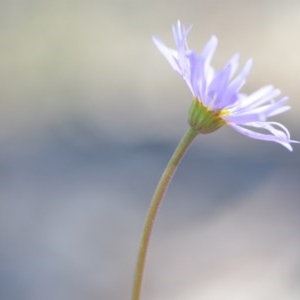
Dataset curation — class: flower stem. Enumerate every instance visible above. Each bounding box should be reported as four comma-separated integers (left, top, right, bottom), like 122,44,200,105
131,127,199,300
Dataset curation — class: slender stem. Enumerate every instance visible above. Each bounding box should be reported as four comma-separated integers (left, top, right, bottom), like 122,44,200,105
132,127,199,300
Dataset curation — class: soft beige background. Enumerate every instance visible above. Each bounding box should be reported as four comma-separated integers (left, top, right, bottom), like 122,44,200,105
0,1,299,300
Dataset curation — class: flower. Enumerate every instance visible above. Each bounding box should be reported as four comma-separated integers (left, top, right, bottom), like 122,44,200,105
152,20,298,151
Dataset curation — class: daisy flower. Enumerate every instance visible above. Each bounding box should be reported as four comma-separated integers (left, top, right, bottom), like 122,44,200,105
153,20,297,151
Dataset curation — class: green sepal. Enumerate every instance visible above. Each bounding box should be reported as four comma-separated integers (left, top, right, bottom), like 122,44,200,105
188,98,227,134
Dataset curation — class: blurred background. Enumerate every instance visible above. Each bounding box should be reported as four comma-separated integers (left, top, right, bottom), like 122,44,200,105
0,0,300,299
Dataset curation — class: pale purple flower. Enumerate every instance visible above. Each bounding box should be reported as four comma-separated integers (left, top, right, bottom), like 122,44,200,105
153,20,298,151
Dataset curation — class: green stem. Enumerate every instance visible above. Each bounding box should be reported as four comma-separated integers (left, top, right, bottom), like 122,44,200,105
132,127,199,300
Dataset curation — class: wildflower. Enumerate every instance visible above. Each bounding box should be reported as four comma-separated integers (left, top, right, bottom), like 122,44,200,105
152,21,297,151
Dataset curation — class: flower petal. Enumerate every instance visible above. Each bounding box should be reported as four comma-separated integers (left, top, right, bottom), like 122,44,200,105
208,53,240,109
246,121,291,139
224,113,265,124
172,20,192,48
222,59,253,107
261,97,289,117
201,35,218,66
152,36,182,73
237,85,280,111
229,59,253,91
230,123,296,151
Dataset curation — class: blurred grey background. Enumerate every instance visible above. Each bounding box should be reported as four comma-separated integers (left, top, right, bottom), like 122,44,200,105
0,1,300,299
